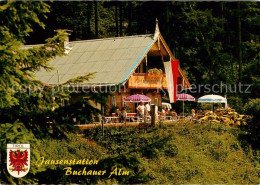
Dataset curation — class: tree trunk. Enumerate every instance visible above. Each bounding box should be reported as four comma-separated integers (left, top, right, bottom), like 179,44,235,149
221,2,224,30
166,3,170,35
86,3,92,39
115,3,119,36
94,1,98,38
128,2,132,35
237,2,242,83
119,2,123,36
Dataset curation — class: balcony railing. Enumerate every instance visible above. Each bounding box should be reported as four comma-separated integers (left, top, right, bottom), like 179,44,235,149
128,73,167,89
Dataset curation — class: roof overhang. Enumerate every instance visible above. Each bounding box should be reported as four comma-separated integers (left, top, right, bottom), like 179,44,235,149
120,33,191,90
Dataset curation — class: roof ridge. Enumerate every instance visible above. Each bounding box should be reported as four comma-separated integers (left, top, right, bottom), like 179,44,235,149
24,34,153,47
70,34,153,43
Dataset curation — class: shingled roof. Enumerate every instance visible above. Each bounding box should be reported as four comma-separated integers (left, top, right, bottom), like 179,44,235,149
33,34,155,85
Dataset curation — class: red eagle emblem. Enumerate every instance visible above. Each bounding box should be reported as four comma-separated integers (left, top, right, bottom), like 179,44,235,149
9,149,29,175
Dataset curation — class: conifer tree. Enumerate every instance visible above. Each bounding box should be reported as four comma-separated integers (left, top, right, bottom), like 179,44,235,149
0,2,108,184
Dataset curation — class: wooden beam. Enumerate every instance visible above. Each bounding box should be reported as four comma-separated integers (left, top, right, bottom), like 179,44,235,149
158,34,191,89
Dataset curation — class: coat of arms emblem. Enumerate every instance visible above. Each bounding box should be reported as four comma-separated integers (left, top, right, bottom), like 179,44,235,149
7,144,30,178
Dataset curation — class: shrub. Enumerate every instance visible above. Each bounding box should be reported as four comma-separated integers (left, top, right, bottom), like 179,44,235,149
29,122,260,184
244,98,260,117
228,96,244,113
242,98,260,149
164,143,178,157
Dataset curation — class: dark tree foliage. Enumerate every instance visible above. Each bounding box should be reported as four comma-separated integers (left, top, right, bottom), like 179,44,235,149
0,1,108,184
1,1,259,184
26,2,259,102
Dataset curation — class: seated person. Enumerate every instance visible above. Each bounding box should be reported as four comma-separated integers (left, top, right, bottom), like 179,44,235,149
115,109,121,117
196,110,203,119
171,110,178,118
191,109,196,118
121,108,127,123
166,108,171,116
115,109,121,122
161,107,167,116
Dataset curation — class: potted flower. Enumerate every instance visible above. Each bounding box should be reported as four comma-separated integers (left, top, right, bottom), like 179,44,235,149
147,68,163,79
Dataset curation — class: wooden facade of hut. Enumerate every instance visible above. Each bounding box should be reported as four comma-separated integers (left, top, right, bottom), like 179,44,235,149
33,21,191,114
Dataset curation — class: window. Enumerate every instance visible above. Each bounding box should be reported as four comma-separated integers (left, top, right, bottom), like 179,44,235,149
135,66,140,73
111,96,116,107
122,96,127,107
154,98,159,106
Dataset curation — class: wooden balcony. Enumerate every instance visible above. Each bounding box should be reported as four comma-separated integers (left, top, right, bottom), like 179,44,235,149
128,73,167,89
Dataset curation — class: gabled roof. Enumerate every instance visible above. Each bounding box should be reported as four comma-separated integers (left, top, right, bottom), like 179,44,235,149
157,33,191,88
34,34,154,85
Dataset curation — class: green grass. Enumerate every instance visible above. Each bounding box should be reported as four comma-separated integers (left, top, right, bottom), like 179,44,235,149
34,121,260,184
140,122,260,184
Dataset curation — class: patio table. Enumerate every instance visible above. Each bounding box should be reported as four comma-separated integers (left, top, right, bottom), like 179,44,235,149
105,116,119,123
